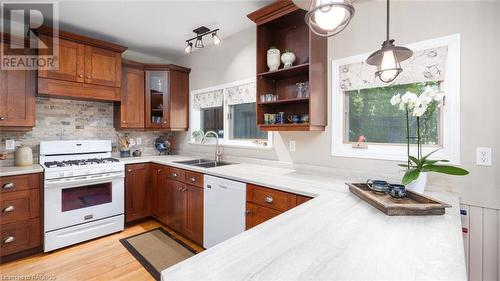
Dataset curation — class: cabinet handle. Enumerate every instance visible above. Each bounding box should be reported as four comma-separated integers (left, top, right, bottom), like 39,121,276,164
177,187,182,191
0,116,5,120
3,236,15,244
189,177,196,182
2,182,14,190
127,169,132,172
172,172,177,178
264,196,274,203
157,169,161,173
245,210,250,215
163,121,167,124
3,206,15,213
86,75,92,79
78,74,84,78
122,120,127,123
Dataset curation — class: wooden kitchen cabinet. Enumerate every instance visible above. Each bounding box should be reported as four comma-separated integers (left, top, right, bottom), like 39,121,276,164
125,164,150,223
0,173,42,259
114,61,145,129
183,184,203,245
0,41,36,130
36,28,127,102
167,179,185,233
246,202,281,230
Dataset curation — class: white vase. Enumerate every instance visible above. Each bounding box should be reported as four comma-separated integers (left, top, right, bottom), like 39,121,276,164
281,52,296,68
406,172,428,194
14,145,33,167
267,48,281,71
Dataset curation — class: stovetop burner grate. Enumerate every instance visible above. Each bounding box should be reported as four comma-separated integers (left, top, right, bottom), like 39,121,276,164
44,158,120,168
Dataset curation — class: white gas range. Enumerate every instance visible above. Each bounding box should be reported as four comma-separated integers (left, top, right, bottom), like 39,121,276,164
40,140,125,252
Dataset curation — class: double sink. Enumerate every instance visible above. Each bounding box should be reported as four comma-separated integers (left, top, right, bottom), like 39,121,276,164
173,159,235,168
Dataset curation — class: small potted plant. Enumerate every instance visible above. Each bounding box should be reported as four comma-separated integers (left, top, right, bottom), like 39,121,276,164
390,86,469,193
281,49,296,69
192,130,204,143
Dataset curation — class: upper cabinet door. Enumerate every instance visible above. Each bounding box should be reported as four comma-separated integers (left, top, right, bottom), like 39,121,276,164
168,70,189,130
38,36,85,83
0,44,36,128
145,71,170,129
84,46,121,87
118,66,145,128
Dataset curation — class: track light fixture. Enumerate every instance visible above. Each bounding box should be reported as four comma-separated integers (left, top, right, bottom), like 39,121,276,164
184,26,221,54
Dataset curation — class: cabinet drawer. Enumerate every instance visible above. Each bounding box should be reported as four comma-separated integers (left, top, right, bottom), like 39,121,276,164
246,202,281,230
0,190,39,224
1,218,41,256
0,173,40,194
247,184,296,212
166,167,185,182
184,171,203,188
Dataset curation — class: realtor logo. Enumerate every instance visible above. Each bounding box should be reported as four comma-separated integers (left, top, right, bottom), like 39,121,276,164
1,1,59,70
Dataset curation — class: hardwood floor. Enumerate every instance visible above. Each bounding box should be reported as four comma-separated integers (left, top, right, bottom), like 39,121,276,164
0,220,204,281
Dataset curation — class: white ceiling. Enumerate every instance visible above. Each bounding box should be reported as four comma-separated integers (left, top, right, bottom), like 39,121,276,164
53,0,271,60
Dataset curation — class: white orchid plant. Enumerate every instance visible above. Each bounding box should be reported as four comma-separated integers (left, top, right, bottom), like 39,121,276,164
390,86,468,185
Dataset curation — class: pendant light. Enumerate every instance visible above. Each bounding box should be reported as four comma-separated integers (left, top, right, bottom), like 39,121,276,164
366,0,412,83
195,36,204,48
184,26,221,53
184,42,193,54
304,0,355,37
212,31,221,45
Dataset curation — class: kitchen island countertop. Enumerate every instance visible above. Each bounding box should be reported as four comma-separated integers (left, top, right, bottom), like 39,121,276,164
118,155,466,281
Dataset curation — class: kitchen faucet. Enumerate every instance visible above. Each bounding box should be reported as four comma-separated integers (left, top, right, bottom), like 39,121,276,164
201,131,222,163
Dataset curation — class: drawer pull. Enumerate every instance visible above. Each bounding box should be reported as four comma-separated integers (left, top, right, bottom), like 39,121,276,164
189,177,196,182
178,187,182,191
3,206,15,212
264,196,274,203
2,182,14,190
245,210,250,215
0,116,5,120
172,172,177,178
127,169,132,172
3,236,15,244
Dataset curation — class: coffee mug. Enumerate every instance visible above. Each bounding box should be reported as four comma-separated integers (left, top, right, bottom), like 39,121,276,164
264,114,271,124
300,113,309,123
386,184,407,198
287,115,300,123
366,179,389,193
269,114,277,124
277,112,285,124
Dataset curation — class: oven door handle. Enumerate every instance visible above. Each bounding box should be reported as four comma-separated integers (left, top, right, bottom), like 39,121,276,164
45,172,124,189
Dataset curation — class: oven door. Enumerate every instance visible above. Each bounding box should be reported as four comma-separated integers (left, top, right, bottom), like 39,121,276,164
44,171,124,232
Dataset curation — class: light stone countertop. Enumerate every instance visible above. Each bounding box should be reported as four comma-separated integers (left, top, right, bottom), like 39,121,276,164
118,155,466,281
0,164,44,177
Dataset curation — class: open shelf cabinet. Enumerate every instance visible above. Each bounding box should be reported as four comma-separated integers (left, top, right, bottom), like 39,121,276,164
248,0,327,132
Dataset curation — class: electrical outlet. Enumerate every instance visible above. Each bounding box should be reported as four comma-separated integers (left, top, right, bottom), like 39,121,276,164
476,147,492,166
5,140,15,151
136,138,142,145
289,140,296,152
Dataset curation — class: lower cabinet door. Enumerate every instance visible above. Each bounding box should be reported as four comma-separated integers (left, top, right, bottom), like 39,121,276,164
166,179,184,233
125,164,150,223
183,185,203,245
246,202,282,230
1,218,40,256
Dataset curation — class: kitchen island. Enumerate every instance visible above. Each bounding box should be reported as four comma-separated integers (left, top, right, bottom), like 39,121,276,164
120,155,466,281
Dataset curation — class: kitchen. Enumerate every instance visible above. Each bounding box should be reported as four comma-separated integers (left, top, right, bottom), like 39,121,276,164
0,0,499,280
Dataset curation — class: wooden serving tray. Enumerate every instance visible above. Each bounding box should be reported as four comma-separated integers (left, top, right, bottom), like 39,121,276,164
346,183,451,216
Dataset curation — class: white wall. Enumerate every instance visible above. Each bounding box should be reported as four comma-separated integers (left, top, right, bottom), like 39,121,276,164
175,0,500,209
122,49,172,64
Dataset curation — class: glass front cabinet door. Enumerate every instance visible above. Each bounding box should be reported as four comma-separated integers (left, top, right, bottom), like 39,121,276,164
145,71,169,129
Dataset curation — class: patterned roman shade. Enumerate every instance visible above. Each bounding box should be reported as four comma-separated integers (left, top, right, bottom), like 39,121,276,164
225,82,256,105
193,89,224,109
339,46,448,91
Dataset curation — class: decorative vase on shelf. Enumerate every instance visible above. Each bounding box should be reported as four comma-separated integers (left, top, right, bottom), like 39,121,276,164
267,47,280,71
281,50,296,68
406,172,427,194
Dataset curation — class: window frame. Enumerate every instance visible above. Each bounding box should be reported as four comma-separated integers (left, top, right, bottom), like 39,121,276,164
189,78,273,149
331,34,461,164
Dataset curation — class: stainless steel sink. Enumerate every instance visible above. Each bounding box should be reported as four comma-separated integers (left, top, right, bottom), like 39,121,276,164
173,159,236,168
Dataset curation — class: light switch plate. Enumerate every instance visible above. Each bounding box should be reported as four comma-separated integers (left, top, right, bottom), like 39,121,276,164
136,138,142,145
476,147,492,166
289,140,296,152
5,140,15,151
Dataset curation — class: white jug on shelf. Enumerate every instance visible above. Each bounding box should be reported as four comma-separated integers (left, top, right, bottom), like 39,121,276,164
15,145,33,167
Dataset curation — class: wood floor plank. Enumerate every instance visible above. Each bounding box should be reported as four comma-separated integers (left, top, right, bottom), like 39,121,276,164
0,220,204,281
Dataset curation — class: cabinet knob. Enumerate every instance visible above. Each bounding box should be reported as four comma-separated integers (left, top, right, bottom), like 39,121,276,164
177,187,182,191
127,169,132,172
3,236,15,244
86,75,92,79
78,74,84,78
2,182,14,190
0,116,5,120
245,210,250,215
122,120,127,123
3,206,15,213
163,121,167,124
157,169,161,173
264,196,274,203
172,172,177,178
189,177,196,182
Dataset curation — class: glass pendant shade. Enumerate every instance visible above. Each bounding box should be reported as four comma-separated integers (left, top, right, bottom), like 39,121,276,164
195,37,204,48
367,40,412,83
184,42,193,54
212,32,221,45
305,0,355,37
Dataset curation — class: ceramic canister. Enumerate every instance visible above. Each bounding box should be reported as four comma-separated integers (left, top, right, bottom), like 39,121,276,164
15,145,33,166
267,47,281,71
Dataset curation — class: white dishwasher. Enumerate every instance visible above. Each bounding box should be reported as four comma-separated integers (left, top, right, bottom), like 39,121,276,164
204,175,246,249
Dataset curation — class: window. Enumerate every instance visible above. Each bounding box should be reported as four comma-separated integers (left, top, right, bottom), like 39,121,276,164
190,79,272,148
332,34,461,164
345,82,441,145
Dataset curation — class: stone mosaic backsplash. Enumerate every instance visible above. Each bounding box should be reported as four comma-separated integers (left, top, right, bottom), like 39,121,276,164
0,97,173,163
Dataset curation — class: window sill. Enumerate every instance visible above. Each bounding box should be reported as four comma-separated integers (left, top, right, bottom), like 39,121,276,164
188,141,273,150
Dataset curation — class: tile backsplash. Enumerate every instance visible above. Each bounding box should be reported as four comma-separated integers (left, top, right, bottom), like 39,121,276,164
0,97,173,163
